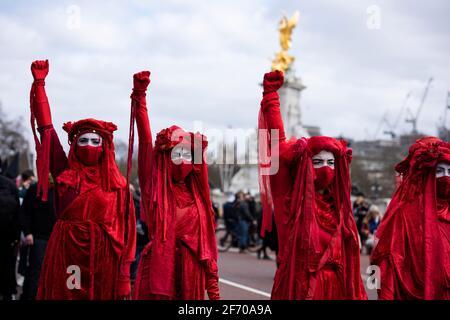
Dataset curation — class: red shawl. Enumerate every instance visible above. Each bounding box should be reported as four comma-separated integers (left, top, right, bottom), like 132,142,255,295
371,136,450,299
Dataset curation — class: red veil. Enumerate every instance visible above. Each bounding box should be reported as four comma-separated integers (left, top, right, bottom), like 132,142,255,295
133,125,218,299
60,119,127,193
371,137,450,299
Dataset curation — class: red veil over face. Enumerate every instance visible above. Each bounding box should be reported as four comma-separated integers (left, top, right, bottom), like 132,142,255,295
371,137,450,299
134,125,218,298
60,118,126,192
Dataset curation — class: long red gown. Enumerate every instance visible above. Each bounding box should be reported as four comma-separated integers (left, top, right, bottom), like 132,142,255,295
29,60,136,300
371,137,450,299
258,71,367,300
130,72,220,300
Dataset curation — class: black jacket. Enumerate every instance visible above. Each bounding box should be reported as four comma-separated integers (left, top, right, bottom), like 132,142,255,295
20,183,56,240
235,200,253,222
0,175,20,243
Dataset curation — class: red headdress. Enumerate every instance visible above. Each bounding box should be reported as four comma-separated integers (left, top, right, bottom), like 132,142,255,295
371,136,450,299
55,118,126,193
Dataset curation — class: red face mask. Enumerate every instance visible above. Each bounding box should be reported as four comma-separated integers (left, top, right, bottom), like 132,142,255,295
314,166,335,191
436,176,450,200
172,161,193,182
76,145,103,166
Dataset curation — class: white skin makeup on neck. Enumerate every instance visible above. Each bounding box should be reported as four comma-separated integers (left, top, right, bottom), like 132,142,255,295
436,162,450,178
312,150,335,169
77,132,102,147
171,145,192,164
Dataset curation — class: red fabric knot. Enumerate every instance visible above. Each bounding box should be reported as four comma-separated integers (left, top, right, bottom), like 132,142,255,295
33,79,45,86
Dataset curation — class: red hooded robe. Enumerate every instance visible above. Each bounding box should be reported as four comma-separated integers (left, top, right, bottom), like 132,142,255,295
371,137,450,299
29,60,136,300
258,70,367,300
129,72,220,300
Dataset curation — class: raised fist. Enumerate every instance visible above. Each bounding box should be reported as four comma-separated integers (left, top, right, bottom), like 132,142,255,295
263,70,284,93
31,60,49,81
133,71,151,91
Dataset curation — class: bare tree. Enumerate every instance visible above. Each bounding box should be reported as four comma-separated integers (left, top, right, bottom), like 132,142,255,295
0,101,30,161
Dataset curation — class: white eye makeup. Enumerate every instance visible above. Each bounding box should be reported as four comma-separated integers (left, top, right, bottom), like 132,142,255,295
436,162,450,178
171,146,192,164
312,150,335,169
77,132,102,147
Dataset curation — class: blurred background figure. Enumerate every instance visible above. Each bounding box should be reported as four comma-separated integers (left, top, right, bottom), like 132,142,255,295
353,192,371,251
257,211,278,262
17,169,36,283
361,205,381,255
234,191,256,253
19,174,56,300
0,174,20,300
244,192,260,248
220,192,239,248
18,170,35,205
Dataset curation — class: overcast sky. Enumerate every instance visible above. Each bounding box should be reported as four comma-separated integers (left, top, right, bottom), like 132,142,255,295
0,0,449,147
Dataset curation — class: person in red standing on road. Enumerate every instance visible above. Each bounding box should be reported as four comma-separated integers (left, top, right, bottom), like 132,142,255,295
371,137,450,299
130,71,220,300
29,60,136,299
258,70,367,300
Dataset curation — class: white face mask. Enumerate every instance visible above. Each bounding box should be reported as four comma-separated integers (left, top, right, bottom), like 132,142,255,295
436,162,450,178
171,145,192,164
77,132,102,147
312,150,335,169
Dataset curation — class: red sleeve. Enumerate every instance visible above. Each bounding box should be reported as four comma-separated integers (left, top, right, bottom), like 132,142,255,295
133,92,153,224
117,190,137,299
31,80,68,200
261,91,286,144
204,259,220,300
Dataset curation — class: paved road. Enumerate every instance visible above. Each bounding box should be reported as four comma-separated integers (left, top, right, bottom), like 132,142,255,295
218,250,378,300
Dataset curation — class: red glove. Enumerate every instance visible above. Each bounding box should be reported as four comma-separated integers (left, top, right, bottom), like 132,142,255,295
31,60,49,82
133,71,151,94
30,59,52,128
263,70,284,94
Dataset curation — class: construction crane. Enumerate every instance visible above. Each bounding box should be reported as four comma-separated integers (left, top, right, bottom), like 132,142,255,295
383,92,411,139
405,77,433,134
441,90,450,127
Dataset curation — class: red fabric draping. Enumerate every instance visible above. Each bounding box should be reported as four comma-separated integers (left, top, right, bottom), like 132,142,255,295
30,60,136,300
371,136,450,299
130,72,219,300
258,70,366,300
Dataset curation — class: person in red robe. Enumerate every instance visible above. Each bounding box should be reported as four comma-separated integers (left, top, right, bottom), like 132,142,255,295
258,70,367,300
130,71,220,300
29,60,136,300
371,137,450,299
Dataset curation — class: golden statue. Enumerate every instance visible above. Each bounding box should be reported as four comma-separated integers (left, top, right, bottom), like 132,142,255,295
272,11,300,73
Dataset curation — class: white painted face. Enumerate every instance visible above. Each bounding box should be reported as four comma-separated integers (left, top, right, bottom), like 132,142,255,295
77,132,102,147
436,162,450,178
312,150,335,169
171,145,192,164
